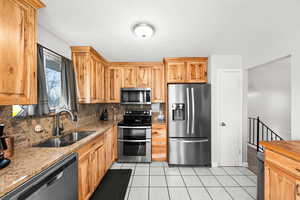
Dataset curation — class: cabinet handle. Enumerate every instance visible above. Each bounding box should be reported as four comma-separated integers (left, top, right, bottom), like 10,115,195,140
296,184,300,196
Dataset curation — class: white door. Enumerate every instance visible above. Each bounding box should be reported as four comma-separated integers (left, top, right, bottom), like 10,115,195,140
218,69,242,166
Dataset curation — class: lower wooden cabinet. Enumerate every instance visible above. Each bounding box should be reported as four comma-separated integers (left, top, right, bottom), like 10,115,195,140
78,152,93,200
152,124,167,161
264,149,300,200
77,126,117,200
105,128,113,170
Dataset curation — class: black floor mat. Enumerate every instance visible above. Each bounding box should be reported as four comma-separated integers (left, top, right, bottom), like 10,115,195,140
90,169,132,200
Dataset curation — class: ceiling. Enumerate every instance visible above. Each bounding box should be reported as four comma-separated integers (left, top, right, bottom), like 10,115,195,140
38,0,299,67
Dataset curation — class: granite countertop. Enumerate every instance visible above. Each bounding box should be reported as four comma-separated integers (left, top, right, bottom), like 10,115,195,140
260,140,300,162
0,121,116,197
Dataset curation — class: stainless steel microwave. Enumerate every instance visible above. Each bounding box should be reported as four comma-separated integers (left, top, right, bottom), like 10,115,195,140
120,88,151,104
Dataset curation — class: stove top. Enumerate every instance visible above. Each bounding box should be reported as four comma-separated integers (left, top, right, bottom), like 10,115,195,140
118,109,152,127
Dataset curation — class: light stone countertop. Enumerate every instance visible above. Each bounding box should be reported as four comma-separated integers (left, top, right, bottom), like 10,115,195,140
0,121,116,197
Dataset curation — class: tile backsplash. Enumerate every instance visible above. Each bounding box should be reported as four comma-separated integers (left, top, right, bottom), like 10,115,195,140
0,103,165,149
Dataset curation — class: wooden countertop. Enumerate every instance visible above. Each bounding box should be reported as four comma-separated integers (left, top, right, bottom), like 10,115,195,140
260,140,300,162
0,121,116,197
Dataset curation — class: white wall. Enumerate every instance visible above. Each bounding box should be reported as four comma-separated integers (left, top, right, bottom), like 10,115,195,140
37,25,72,59
209,55,247,166
248,57,291,140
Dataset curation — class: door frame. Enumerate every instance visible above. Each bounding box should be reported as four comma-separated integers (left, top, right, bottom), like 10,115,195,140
216,69,243,166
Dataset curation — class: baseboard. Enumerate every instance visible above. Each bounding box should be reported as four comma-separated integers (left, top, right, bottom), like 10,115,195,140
211,162,219,167
241,162,249,167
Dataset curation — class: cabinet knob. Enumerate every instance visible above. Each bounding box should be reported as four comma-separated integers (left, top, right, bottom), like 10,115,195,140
296,184,300,196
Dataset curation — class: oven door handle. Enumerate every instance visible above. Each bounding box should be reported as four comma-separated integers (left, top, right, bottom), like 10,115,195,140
118,139,151,143
118,126,152,129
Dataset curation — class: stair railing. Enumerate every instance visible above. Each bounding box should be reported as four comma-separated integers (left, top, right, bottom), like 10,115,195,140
248,117,284,152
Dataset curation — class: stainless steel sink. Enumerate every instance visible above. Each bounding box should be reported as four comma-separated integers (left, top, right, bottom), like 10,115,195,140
34,131,95,147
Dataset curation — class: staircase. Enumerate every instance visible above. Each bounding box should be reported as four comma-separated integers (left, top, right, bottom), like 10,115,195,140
247,117,284,173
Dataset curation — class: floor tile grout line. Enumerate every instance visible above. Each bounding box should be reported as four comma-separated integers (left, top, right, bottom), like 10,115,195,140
193,168,213,200
163,165,172,200
129,164,136,200
178,167,192,200
199,167,241,200
224,167,256,200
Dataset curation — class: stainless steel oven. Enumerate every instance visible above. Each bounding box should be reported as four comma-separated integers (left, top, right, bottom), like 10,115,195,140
120,88,151,105
118,126,152,163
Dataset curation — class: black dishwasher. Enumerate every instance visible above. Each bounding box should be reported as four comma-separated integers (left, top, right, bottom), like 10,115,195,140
1,153,78,200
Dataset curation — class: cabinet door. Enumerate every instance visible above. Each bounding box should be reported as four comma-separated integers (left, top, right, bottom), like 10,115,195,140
187,61,207,83
95,61,105,102
106,67,122,102
105,129,113,170
78,153,92,200
152,65,165,102
265,164,297,200
152,124,167,161
112,126,118,161
97,145,106,182
137,66,152,88
122,67,137,88
0,0,37,105
73,53,92,103
89,150,98,191
90,58,97,102
166,62,186,83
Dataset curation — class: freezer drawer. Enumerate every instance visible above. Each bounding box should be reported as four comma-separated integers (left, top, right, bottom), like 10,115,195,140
168,138,211,166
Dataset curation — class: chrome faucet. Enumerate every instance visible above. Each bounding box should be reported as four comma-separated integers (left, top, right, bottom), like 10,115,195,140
53,108,77,137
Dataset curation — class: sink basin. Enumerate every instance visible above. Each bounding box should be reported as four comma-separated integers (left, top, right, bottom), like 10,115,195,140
34,131,95,147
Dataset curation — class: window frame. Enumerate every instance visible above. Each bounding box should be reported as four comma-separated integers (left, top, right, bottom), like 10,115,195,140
43,48,63,113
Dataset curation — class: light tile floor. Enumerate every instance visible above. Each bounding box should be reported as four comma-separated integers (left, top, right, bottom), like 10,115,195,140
110,162,257,200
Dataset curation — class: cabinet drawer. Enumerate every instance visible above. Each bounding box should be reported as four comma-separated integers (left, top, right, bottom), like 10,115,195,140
265,149,300,178
77,134,104,158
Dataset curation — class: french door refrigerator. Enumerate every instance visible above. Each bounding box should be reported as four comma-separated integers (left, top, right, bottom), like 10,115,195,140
168,84,211,166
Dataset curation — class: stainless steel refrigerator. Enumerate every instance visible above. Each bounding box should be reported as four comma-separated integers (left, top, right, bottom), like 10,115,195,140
168,84,211,166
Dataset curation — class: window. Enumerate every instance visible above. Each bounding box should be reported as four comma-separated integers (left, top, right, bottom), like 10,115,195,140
44,49,62,111
12,48,64,117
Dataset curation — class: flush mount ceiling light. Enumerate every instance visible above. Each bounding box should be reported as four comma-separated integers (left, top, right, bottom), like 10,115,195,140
133,23,155,39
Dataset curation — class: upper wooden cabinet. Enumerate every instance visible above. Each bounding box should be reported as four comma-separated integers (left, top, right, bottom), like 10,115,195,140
108,62,165,103
105,66,122,103
164,57,208,83
0,0,45,105
165,62,186,83
152,64,165,102
137,66,152,88
71,46,107,103
122,66,137,88
187,61,208,83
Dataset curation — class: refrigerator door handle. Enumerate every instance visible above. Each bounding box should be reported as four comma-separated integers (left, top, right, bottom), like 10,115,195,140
169,138,209,143
186,88,190,134
191,87,195,134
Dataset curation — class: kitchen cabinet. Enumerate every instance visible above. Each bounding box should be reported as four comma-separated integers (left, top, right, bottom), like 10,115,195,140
152,65,165,102
77,134,105,200
186,61,207,83
165,62,186,83
105,128,114,170
105,66,122,103
137,66,152,88
152,124,167,161
96,145,106,182
71,46,107,103
109,62,165,103
78,152,92,200
261,141,300,200
164,57,208,83
0,0,45,105
122,66,137,88
112,125,118,161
